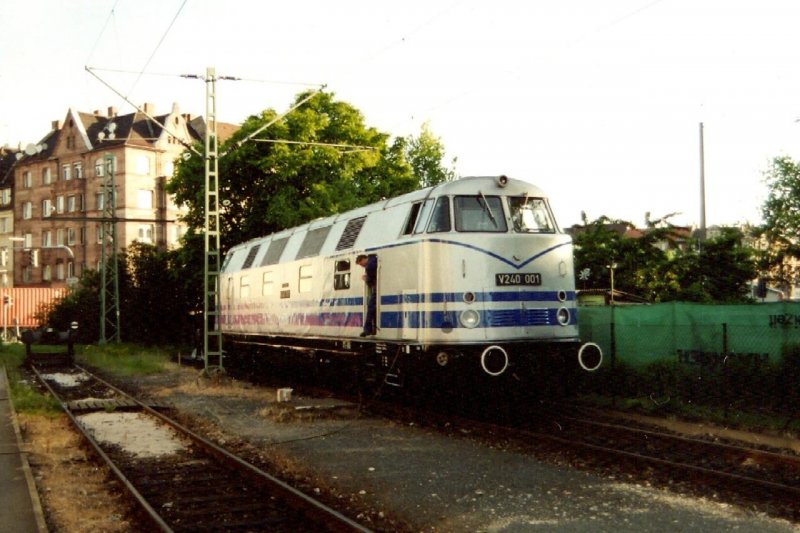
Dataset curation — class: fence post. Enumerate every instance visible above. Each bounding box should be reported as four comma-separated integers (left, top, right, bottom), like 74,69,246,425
722,322,728,354
610,305,617,406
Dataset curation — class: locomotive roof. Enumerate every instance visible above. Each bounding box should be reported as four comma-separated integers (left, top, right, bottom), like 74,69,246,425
227,175,549,254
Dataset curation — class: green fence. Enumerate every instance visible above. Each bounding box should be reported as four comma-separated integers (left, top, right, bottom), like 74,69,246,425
575,302,800,421
577,301,800,368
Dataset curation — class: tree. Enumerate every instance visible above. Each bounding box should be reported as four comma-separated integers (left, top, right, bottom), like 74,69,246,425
573,215,756,303
754,155,800,294
404,122,457,187
167,90,435,251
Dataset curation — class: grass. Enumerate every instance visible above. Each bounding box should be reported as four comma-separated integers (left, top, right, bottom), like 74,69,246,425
1,342,61,415
1,341,173,415
76,343,173,376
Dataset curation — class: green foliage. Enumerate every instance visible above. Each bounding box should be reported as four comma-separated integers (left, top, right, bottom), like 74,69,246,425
167,90,439,251
754,155,800,293
77,343,171,376
405,122,457,187
1,345,61,415
573,216,756,303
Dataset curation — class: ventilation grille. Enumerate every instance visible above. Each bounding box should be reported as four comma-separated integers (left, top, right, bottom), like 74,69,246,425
241,245,261,269
261,237,288,266
296,226,332,259
335,217,366,251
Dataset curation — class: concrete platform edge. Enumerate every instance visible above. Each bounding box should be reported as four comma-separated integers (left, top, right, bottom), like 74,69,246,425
2,366,48,533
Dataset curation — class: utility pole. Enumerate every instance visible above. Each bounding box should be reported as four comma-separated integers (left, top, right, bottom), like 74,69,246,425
100,153,121,343
699,122,707,243
203,67,224,374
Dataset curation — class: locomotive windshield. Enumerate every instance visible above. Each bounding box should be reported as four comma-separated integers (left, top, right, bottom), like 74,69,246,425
454,195,508,232
508,196,555,233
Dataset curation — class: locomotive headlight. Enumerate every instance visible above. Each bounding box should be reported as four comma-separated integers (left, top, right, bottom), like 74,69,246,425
556,307,571,326
459,309,480,329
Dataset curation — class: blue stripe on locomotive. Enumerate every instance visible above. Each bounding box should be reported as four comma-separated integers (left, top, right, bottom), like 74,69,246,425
296,289,578,329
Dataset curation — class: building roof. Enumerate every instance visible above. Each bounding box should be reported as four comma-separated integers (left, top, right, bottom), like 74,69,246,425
0,146,20,187
13,103,239,165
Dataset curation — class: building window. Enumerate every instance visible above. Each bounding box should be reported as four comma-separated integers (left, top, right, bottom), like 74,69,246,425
0,218,9,233
79,194,85,211
0,189,10,206
62,165,71,181
56,228,65,246
137,225,153,243
24,233,32,248
96,225,103,244
95,159,104,177
67,261,74,279
56,196,65,214
96,193,105,211
56,261,65,280
67,228,76,246
74,162,83,179
42,231,52,247
23,265,32,283
137,190,153,209
42,199,52,218
42,265,52,281
22,202,32,220
42,167,51,185
79,227,86,245
22,171,31,188
67,195,76,212
136,155,150,175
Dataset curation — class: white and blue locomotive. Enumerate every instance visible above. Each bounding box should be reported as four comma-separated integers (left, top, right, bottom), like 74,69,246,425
219,175,602,382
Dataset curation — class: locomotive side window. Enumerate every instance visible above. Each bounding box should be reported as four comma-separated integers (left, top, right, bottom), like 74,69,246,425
427,196,451,233
262,271,274,296
454,195,508,232
413,199,435,234
508,197,555,233
334,259,351,290
298,265,313,293
402,202,422,235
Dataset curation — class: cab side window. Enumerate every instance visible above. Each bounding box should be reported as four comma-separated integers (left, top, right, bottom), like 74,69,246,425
427,197,451,233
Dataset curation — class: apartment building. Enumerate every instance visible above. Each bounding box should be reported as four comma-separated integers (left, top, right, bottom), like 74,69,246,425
12,103,205,287
0,147,18,287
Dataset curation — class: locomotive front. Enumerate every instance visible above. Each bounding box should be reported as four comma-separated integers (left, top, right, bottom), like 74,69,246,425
408,175,602,377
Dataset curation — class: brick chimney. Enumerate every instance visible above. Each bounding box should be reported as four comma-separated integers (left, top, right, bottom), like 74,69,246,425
107,106,116,118
51,120,62,131
143,102,155,115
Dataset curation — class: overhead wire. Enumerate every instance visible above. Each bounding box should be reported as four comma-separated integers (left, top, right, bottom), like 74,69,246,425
125,0,189,99
85,0,120,65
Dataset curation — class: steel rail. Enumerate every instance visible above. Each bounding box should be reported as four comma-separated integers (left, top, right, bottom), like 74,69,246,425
518,418,800,497
30,365,172,532
75,364,372,532
563,415,800,467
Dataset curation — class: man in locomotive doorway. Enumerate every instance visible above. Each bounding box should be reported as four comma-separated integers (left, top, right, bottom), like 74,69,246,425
356,254,378,336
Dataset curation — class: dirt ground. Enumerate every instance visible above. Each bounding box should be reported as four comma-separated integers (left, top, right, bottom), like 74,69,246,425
19,414,136,532
20,367,796,533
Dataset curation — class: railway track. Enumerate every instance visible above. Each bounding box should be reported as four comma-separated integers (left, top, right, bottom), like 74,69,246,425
30,363,371,533
527,411,800,518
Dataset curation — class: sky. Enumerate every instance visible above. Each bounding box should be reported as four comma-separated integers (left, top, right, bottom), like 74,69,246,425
2,0,800,230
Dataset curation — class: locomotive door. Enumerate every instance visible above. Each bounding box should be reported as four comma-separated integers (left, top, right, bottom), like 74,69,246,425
401,290,417,341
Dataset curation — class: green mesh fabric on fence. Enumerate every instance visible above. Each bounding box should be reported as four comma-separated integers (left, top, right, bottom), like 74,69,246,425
577,301,800,367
